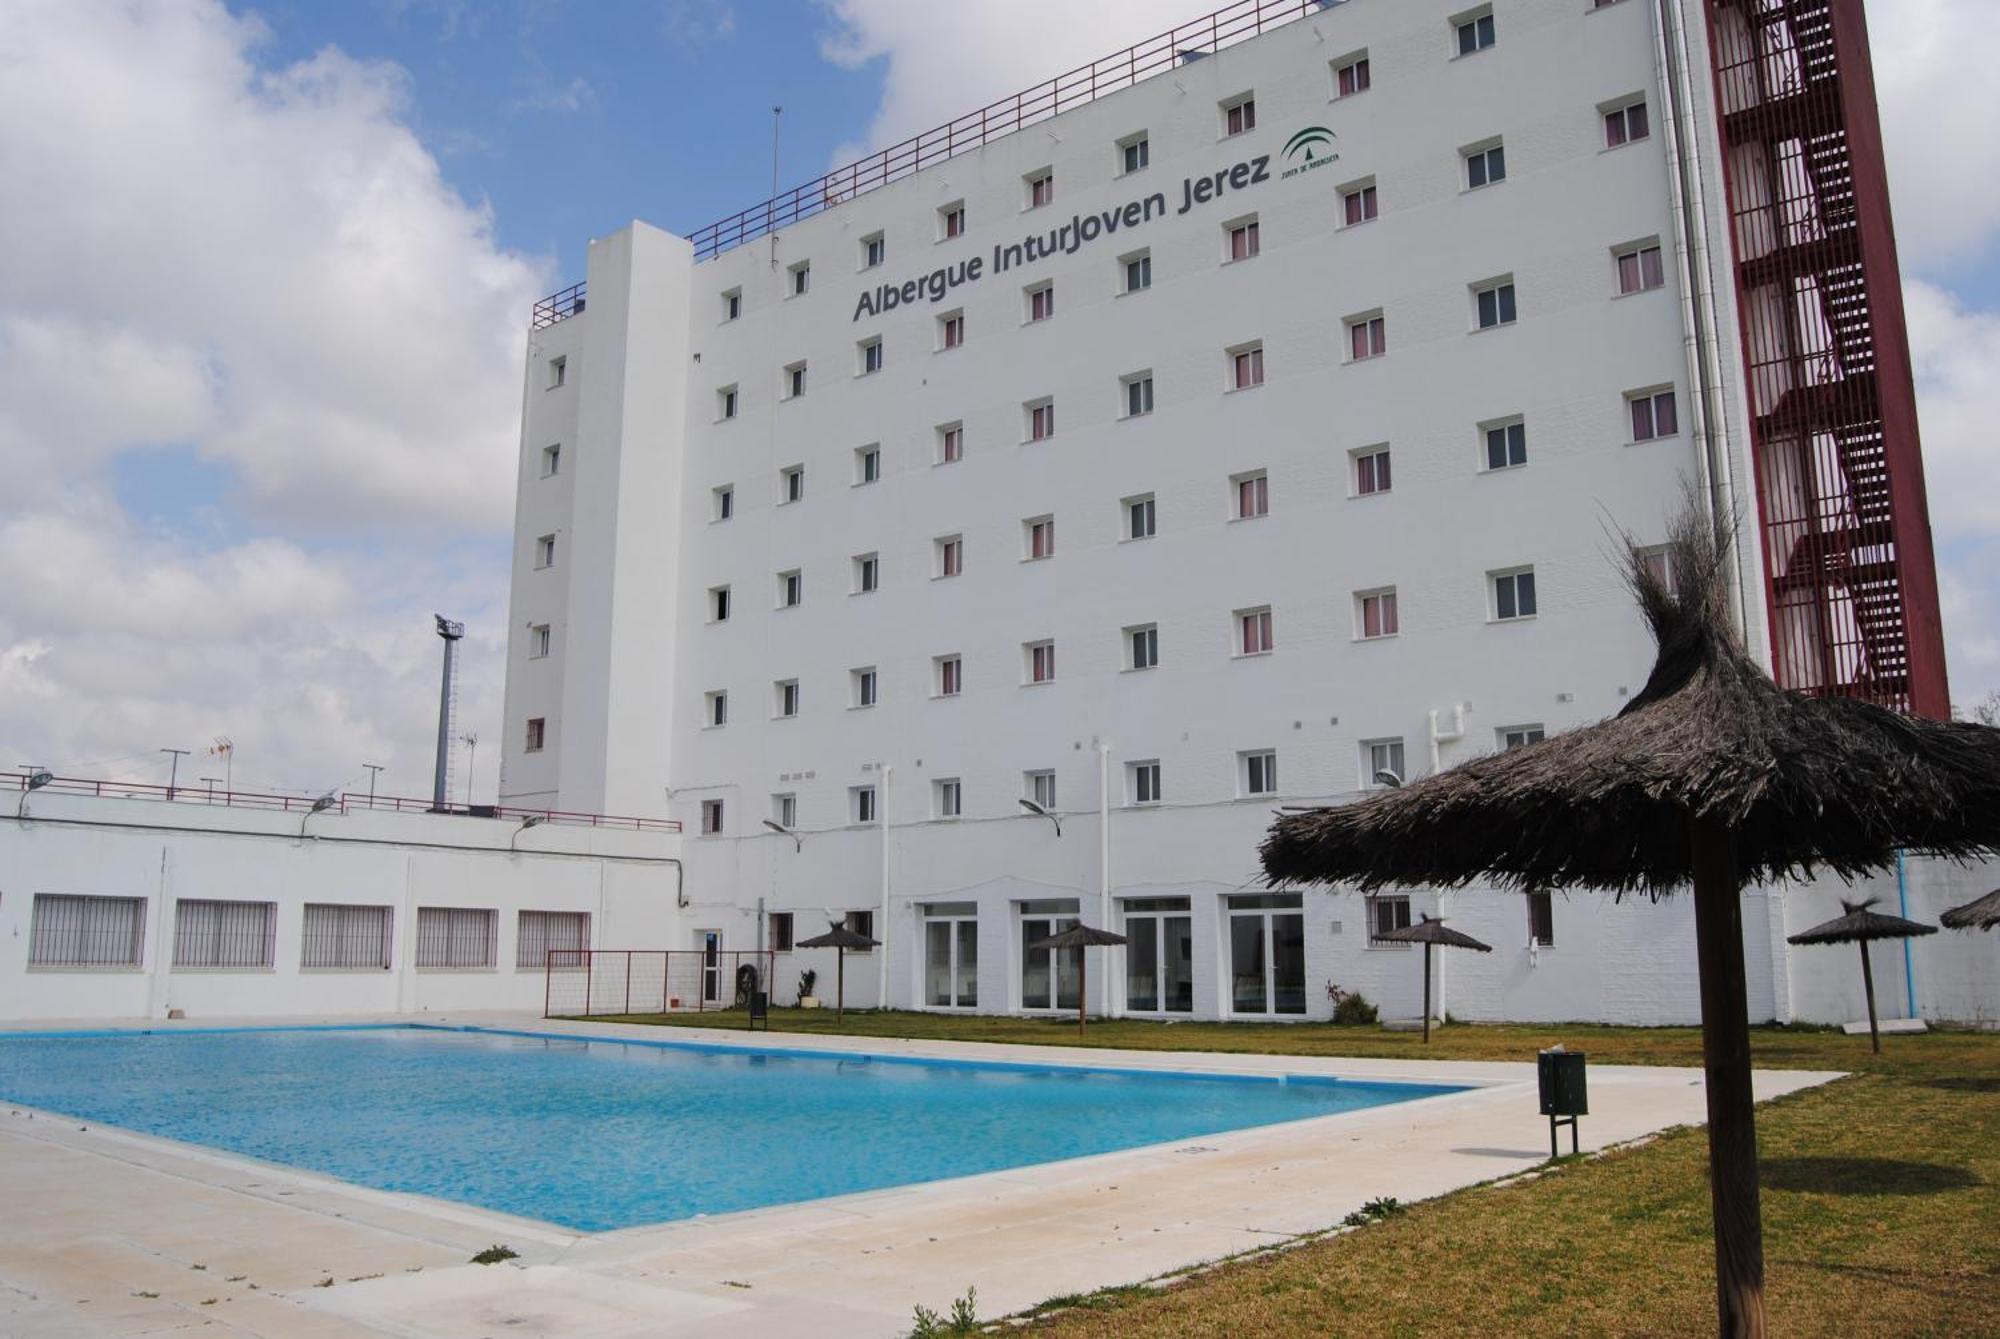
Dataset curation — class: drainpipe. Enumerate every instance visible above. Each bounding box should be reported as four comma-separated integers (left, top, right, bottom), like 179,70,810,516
1099,741,1113,1019
878,764,892,1010
1895,849,1916,1018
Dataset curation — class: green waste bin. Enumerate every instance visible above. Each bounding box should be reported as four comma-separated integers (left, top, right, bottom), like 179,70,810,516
1537,1049,1587,1156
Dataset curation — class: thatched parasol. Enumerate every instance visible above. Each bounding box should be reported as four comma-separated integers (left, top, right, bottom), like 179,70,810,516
1260,505,2000,1338
1786,899,1937,1053
796,921,879,1023
1372,914,1492,1043
1940,886,2000,932
1027,923,1127,1036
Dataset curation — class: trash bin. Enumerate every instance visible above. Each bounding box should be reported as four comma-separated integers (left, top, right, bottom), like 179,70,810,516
1537,1048,1587,1156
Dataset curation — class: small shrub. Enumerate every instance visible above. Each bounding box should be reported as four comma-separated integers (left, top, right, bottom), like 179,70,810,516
469,1245,518,1266
910,1286,978,1337
1332,990,1379,1026
1341,1195,1406,1227
797,968,819,1006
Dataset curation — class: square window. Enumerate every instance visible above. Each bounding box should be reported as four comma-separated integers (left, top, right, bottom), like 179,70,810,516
1493,568,1538,621
785,361,807,398
859,337,884,375
1455,9,1496,55
1027,282,1055,323
1342,181,1379,227
529,623,551,659
937,422,964,464
700,799,725,834
1025,516,1055,560
1230,343,1265,390
936,654,962,697
853,553,879,594
936,535,963,578
768,908,795,950
722,288,741,321
852,667,878,709
772,793,797,829
1501,725,1546,750
1120,133,1150,174
1605,99,1650,148
941,202,966,239
1227,217,1261,261
1335,54,1371,98
1127,623,1159,670
540,443,561,477
1233,471,1269,520
779,569,803,607
1355,446,1392,496
1125,494,1156,540
1122,250,1153,294
712,485,734,521
789,262,810,296
534,533,556,569
1123,372,1155,418
705,690,728,728
1237,606,1274,656
936,778,962,818
1617,243,1666,294
1026,770,1057,810
855,445,881,485
1026,169,1054,209
939,310,964,350
1224,96,1256,137
845,909,875,941
1638,544,1676,591
1242,750,1278,796
1365,738,1406,788
525,717,546,752
1475,279,1518,329
1368,893,1412,943
776,679,801,717
861,234,885,269
1130,761,1162,805
852,786,877,824
1484,419,1528,470
547,356,566,389
1027,399,1056,441
1629,388,1679,441
718,385,739,420
710,585,731,622
1026,640,1057,684
1348,314,1386,361
780,464,804,504
1358,589,1399,639
1465,142,1507,189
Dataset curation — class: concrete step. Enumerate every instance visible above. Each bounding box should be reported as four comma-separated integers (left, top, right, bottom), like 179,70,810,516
1841,1017,1927,1036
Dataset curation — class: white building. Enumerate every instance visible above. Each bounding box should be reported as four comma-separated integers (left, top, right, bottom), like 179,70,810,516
494,0,1989,1027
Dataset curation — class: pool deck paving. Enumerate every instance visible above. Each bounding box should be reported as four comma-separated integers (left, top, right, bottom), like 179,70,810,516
0,1012,1842,1337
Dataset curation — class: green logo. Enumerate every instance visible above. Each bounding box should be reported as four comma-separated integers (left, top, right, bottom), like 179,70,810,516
1283,126,1336,162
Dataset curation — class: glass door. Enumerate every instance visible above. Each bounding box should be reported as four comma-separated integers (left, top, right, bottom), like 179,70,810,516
923,903,978,1008
695,928,723,1004
1019,899,1080,1011
1224,894,1304,1016
1121,897,1193,1014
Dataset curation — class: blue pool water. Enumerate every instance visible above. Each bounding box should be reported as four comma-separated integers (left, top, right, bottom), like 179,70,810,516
0,1026,1465,1231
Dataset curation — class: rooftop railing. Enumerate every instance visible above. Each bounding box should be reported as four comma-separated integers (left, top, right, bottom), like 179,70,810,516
531,281,587,330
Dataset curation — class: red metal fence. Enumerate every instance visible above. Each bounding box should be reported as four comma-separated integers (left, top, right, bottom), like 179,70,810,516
544,950,777,1018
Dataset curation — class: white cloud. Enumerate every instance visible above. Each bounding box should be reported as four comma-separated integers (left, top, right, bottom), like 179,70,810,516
1868,0,2000,269
0,0,536,800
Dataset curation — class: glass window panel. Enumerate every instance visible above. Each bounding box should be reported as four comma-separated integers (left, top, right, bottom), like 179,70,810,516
1230,914,1267,1013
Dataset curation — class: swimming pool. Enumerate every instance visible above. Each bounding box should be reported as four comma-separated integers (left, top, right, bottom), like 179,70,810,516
0,1026,1467,1231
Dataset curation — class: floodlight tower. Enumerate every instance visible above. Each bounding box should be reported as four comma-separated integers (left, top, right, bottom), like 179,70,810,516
432,615,464,811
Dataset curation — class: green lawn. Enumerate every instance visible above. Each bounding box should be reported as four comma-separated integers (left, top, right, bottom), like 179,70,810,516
588,1010,1999,1336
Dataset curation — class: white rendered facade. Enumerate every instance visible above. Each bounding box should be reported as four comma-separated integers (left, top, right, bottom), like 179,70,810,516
497,0,1991,1026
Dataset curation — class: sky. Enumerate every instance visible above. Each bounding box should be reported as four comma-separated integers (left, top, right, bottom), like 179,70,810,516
1,0,1996,807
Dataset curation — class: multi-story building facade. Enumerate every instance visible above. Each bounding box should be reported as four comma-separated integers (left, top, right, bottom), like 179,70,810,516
499,0,1975,1027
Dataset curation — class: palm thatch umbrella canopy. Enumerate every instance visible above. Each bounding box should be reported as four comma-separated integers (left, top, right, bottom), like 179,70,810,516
1372,914,1493,1043
1261,507,2000,1339
1940,887,2000,932
796,921,880,1023
1028,923,1127,1037
1786,899,1937,1054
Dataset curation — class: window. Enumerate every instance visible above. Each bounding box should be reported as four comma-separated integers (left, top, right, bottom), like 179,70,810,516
1243,750,1278,796
853,552,879,594
1027,282,1055,323
1224,96,1256,137
517,910,589,968
1234,471,1270,519
529,624,551,659
936,535,963,578
1493,568,1538,621
705,690,728,727
939,310,964,350
1120,133,1150,174
1025,516,1055,560
1122,250,1153,294
700,799,725,835
780,464,804,504
852,667,878,708
852,787,877,824
784,361,807,398
936,654,962,697
855,445,881,485
789,261,810,295
941,202,966,239
937,422,963,464
1366,739,1407,788
1617,243,1666,294
844,909,876,944
710,585,731,622
547,355,566,389
922,903,979,1006
861,233,885,269
1604,99,1650,148
301,903,393,970
540,443,561,477
1358,589,1399,639
859,337,883,375
1231,343,1265,390
534,533,556,569
718,385,738,420
712,484,734,521
1455,8,1496,55
1475,279,1518,329
1528,891,1555,947
1227,217,1261,261
1501,725,1546,750
776,679,800,717
768,911,795,952
1629,388,1679,441
1348,314,1386,361
936,779,962,819
1123,372,1155,418
1027,640,1057,684
1130,761,1162,805
1342,181,1378,227
28,894,147,968
1026,770,1057,810
1026,169,1054,209
779,569,803,607
1028,399,1056,441
1638,545,1676,591
525,717,546,752
1226,891,1304,1014
415,907,497,969
1355,446,1392,496
1125,494,1156,540
1367,893,1412,945
773,793,797,829
1485,419,1528,470
1123,896,1193,1013
1335,54,1371,98
1465,142,1507,189
722,288,741,321
1238,606,1274,655
1128,623,1159,670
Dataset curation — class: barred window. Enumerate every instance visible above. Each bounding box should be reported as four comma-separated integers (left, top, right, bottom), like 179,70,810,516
417,907,497,969
173,899,276,969
301,903,394,970
516,910,590,969
29,894,146,967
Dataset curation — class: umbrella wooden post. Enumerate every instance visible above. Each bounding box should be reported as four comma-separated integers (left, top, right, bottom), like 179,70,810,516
1077,953,1087,1037
835,947,845,1025
1859,939,1880,1054
1421,942,1433,1044
1689,815,1766,1339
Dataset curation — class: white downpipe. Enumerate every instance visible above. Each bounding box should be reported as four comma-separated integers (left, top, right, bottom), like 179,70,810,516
1428,704,1466,777
1098,741,1113,1019
878,764,891,1010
